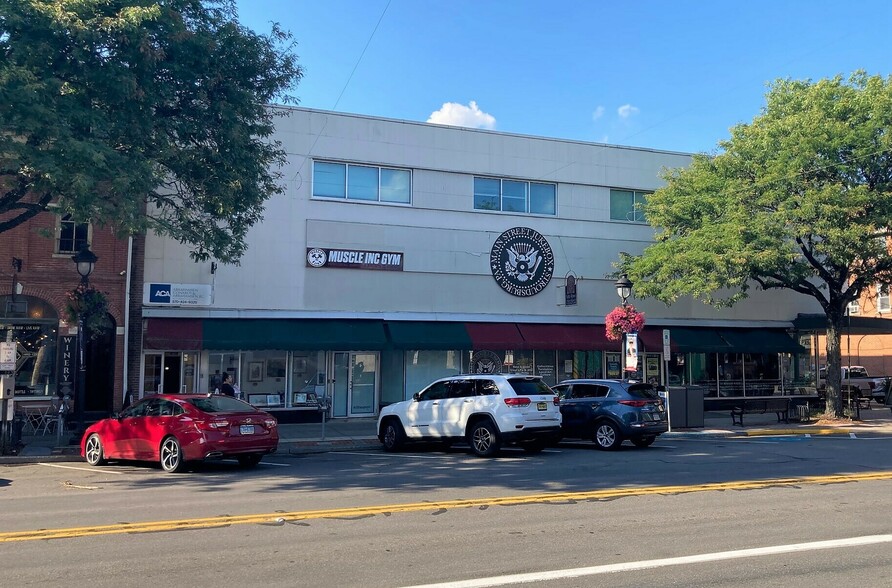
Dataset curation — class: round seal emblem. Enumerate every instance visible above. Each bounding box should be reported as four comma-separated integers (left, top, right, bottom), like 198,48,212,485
470,350,502,374
490,227,554,297
306,248,327,268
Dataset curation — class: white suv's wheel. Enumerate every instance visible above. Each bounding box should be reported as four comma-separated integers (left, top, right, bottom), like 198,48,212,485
381,419,406,452
468,420,501,457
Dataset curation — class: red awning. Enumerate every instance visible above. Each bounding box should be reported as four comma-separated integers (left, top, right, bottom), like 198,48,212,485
144,318,203,350
636,328,670,352
465,323,525,350
516,324,614,350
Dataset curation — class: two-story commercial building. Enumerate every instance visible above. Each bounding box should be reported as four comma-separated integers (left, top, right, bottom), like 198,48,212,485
139,107,821,422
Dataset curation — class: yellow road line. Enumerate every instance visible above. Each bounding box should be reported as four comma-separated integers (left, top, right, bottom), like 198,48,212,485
3,471,892,543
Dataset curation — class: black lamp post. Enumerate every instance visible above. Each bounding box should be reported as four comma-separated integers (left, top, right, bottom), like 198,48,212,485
614,274,634,374
71,244,97,442
615,274,632,307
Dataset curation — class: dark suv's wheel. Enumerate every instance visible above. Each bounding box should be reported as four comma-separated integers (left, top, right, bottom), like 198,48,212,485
381,419,406,452
238,453,263,467
593,421,622,450
468,420,501,457
631,436,656,448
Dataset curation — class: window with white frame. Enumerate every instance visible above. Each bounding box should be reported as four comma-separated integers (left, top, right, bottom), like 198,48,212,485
473,177,556,215
57,213,90,254
878,283,891,313
312,161,411,204
847,300,861,315
609,189,649,223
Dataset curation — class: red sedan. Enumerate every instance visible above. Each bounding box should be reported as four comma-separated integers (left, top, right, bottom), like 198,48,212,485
81,394,279,472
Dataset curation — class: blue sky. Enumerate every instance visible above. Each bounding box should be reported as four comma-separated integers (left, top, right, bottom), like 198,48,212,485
234,0,891,154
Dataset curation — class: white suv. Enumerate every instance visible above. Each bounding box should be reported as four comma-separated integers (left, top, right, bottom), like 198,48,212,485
377,374,562,457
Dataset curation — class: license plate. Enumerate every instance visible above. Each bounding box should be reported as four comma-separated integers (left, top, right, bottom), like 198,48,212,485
537,402,547,411
239,425,255,435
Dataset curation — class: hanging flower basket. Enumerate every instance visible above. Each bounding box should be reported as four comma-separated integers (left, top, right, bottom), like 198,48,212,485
605,305,645,341
64,284,113,338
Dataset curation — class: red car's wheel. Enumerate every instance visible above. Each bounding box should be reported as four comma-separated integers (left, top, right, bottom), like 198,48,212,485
160,436,185,473
84,434,107,466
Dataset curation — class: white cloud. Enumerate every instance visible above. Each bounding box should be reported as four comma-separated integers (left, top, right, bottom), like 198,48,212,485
592,106,605,121
427,101,496,129
618,104,640,119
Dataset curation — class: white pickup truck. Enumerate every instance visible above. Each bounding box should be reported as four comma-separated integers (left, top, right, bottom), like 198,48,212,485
818,366,889,404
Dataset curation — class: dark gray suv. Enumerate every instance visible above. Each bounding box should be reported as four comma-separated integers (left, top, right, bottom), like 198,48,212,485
552,379,667,450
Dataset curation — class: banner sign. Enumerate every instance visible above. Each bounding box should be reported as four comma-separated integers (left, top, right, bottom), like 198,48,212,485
55,335,76,397
624,333,639,372
0,341,15,372
144,283,213,306
306,248,404,271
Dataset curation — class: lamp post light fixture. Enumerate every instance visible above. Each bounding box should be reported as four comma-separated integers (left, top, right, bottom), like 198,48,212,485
614,274,634,376
71,244,98,442
615,274,633,307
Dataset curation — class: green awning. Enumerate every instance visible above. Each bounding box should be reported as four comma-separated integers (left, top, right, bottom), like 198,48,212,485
385,321,472,349
666,328,733,353
717,329,805,354
203,319,388,350
793,313,892,335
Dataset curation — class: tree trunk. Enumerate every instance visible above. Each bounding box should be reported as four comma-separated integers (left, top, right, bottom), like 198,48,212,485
824,320,844,418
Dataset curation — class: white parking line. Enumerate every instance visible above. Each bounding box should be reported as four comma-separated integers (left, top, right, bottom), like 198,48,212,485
403,534,892,588
37,463,124,475
337,451,456,460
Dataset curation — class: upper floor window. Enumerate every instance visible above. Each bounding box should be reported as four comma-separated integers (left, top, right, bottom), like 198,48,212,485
877,283,890,313
610,189,649,223
57,214,90,254
847,300,861,315
473,177,556,215
312,161,411,204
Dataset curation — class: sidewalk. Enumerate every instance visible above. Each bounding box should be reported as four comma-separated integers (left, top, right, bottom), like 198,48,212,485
3,406,892,464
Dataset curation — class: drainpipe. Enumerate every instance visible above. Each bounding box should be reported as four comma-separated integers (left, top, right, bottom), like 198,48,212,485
122,235,133,407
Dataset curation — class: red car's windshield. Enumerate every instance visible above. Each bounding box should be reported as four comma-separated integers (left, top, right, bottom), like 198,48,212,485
185,396,262,413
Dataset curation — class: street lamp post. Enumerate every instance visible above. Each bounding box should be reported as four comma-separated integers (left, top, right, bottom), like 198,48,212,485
71,244,97,442
614,274,633,375
615,274,632,308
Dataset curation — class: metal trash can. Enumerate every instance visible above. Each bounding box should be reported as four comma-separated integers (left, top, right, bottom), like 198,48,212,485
666,386,705,428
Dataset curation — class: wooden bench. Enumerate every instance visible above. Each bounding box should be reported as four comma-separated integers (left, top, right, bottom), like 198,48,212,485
730,398,790,426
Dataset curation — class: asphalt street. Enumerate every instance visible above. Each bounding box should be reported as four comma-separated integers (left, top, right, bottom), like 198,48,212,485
2,434,891,587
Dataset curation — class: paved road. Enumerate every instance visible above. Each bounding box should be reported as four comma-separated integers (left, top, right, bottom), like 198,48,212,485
2,436,891,587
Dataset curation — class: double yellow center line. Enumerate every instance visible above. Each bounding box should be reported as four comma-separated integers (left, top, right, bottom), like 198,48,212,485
4,471,892,543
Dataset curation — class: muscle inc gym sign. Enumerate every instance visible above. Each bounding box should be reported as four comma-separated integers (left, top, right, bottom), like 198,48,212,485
306,248,404,271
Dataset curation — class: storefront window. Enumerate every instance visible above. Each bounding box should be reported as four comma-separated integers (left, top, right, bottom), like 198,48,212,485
239,350,287,408
532,350,557,386
405,350,465,398
1,295,60,398
292,351,325,407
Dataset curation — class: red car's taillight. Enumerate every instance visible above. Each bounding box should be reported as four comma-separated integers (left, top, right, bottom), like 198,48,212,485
618,400,648,408
504,397,531,407
195,418,230,431
264,418,277,428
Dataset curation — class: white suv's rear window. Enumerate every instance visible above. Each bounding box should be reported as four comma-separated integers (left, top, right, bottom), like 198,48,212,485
508,378,553,396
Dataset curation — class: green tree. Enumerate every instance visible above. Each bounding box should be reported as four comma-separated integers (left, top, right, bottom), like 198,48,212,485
0,0,303,263
619,72,892,418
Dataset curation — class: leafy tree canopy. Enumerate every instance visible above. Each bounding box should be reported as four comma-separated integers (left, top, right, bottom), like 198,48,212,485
619,72,892,416
0,0,303,263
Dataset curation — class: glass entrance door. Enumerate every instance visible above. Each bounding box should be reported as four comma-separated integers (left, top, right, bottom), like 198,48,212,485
331,352,378,417
143,352,197,395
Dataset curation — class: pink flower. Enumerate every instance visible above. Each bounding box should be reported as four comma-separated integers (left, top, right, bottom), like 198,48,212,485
605,305,646,341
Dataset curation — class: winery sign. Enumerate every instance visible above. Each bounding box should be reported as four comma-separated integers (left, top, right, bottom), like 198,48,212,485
490,227,554,297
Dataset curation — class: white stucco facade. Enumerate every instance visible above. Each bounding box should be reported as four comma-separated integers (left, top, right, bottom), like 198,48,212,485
143,107,819,326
